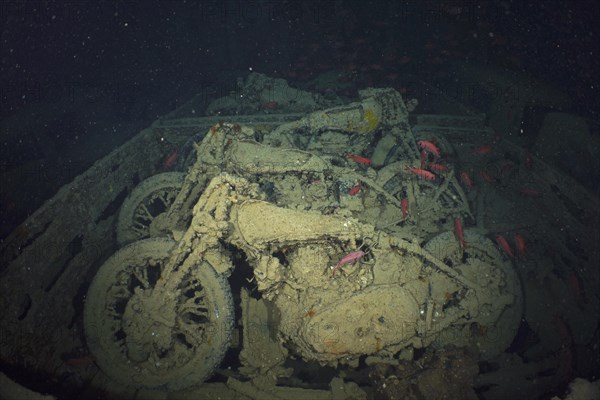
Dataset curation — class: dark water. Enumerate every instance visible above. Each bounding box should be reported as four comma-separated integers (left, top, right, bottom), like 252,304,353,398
1,1,598,236
1,1,598,399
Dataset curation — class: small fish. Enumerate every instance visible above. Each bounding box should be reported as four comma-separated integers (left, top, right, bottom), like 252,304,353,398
428,163,449,173
553,314,573,347
472,145,493,155
552,314,574,378
65,354,95,368
500,161,516,175
514,233,526,258
518,187,542,198
348,181,362,196
332,250,365,277
459,170,473,189
495,235,514,258
480,170,496,184
454,217,466,250
346,153,372,166
417,140,441,158
401,197,409,219
406,166,436,181
261,101,279,110
163,148,179,170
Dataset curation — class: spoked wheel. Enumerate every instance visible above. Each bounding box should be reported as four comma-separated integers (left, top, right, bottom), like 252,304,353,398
423,230,523,359
116,172,185,245
84,238,234,390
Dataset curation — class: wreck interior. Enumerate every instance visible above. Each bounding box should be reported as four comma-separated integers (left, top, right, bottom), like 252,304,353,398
1,2,599,400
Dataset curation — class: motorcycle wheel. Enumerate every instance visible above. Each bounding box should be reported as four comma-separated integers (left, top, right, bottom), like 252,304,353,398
84,237,234,390
423,230,523,359
116,172,185,245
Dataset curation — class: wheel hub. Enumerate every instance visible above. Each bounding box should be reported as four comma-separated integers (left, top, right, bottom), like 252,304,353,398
122,287,174,362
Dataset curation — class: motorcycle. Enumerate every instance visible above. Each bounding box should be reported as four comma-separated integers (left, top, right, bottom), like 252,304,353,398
84,120,522,391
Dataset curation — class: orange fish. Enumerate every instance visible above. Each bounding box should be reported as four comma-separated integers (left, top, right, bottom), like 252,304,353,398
454,217,466,250
346,153,372,166
553,314,573,347
163,148,179,170
261,101,279,110
514,233,526,258
407,166,436,181
459,170,473,189
65,354,95,368
495,235,514,258
417,140,441,158
480,170,496,184
401,198,409,219
500,161,516,175
420,150,428,168
348,181,362,196
552,314,574,379
472,145,493,155
428,163,449,173
518,187,542,198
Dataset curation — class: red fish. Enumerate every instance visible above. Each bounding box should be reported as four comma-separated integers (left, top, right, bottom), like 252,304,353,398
417,140,441,158
514,233,526,258
332,250,365,277
407,166,436,181
480,170,496,184
163,148,179,170
454,217,466,250
346,153,372,166
65,354,95,368
459,170,473,189
500,161,516,175
261,101,279,110
518,187,542,198
472,145,493,155
401,198,409,219
495,235,514,258
553,314,574,379
348,181,362,196
420,150,427,168
428,163,449,173
553,314,573,347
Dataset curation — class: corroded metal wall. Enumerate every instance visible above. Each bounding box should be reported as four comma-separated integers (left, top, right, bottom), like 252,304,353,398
0,126,165,373
0,112,303,375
